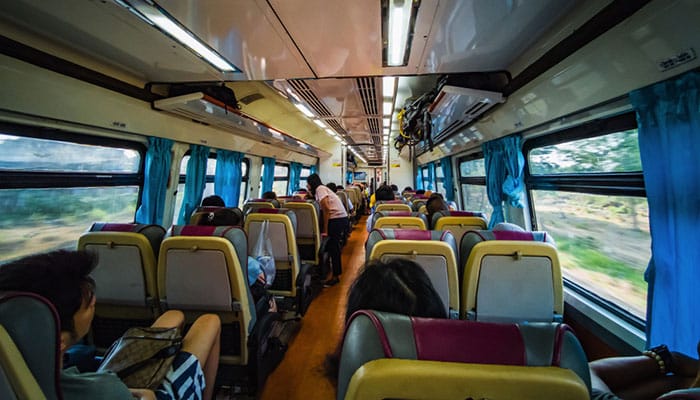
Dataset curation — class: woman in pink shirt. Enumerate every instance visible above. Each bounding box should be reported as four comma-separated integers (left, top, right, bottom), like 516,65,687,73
307,173,348,287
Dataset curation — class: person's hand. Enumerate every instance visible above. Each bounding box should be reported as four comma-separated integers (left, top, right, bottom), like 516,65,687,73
129,388,156,400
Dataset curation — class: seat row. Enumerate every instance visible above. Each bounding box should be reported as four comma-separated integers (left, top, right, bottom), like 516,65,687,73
77,209,321,367
365,226,562,322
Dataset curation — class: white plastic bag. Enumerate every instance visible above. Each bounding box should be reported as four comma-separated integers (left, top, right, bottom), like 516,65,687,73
252,219,276,286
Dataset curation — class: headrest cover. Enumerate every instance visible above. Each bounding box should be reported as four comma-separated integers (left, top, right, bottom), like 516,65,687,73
172,225,234,237
492,231,536,241
393,230,432,240
256,208,282,214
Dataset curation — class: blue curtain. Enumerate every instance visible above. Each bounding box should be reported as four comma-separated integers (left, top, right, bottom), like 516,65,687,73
482,134,524,228
346,170,353,185
261,157,276,193
440,156,455,201
427,163,436,190
309,164,317,175
135,137,173,226
630,71,700,355
215,150,244,207
177,145,210,224
288,162,303,195
415,167,424,190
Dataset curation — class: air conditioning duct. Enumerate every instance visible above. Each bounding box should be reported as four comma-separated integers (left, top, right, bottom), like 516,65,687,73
428,85,505,143
153,92,319,157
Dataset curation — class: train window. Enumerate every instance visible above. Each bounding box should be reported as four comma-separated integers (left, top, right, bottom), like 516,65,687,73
299,166,311,190
457,157,492,217
436,164,445,194
261,163,289,196
239,159,249,206
0,131,142,264
526,118,648,320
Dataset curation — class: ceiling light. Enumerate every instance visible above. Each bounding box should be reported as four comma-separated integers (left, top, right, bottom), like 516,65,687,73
116,0,240,72
334,135,343,142
325,128,337,137
295,103,315,118
383,101,394,116
383,117,391,128
383,76,396,98
314,120,327,129
384,0,418,67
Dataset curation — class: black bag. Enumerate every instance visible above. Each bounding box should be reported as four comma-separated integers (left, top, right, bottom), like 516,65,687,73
97,327,182,390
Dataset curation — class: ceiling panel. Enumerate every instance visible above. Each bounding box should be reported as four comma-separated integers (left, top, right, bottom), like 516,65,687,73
158,0,314,80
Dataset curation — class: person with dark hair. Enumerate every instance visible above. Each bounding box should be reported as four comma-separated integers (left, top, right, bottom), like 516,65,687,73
261,191,276,201
344,258,446,322
197,208,242,226
0,250,221,400
426,192,449,227
306,173,348,287
326,182,337,193
325,258,446,383
201,195,225,207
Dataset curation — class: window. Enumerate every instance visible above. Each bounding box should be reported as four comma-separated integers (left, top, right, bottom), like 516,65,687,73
0,129,142,264
457,156,492,218
436,165,445,195
525,113,648,321
299,166,311,191
239,159,249,206
261,163,289,197
174,153,216,218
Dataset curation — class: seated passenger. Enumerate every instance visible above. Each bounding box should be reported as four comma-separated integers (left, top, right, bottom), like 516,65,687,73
590,342,700,400
198,207,242,226
426,192,449,227
325,258,446,385
0,250,221,400
201,194,225,207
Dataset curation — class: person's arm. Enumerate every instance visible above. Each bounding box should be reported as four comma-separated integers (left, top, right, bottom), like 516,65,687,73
129,389,156,400
320,196,331,235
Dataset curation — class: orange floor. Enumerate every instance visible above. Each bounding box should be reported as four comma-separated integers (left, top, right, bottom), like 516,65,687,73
259,216,368,400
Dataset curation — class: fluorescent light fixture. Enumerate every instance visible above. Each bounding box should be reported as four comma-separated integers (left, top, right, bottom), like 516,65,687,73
383,76,396,98
383,117,391,128
117,0,240,72
269,129,284,140
386,0,414,66
325,128,337,137
295,103,315,118
314,120,327,129
334,135,343,142
384,127,390,136
383,101,394,116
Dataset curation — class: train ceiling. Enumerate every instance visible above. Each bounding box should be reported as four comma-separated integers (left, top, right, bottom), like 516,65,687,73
0,0,582,162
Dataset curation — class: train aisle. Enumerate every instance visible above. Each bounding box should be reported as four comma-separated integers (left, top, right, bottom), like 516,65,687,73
259,215,369,400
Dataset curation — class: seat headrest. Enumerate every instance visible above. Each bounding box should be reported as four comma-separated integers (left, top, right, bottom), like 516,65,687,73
169,225,248,272
0,292,62,400
369,228,451,241
89,222,166,254
337,310,591,400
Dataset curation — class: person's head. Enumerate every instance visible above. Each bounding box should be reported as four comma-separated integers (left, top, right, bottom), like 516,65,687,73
345,258,446,323
201,195,225,207
0,250,97,350
415,189,425,195
326,182,337,193
198,208,241,226
262,191,277,200
426,193,449,223
403,186,413,193
375,184,395,201
390,184,399,192
307,173,323,195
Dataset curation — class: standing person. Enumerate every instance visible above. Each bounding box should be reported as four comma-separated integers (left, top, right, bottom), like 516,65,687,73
0,250,221,400
307,173,348,287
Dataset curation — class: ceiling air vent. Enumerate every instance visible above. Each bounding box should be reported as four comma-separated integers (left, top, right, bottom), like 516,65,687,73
153,92,320,157
429,85,505,142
